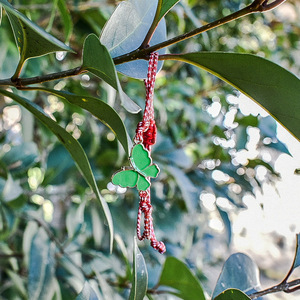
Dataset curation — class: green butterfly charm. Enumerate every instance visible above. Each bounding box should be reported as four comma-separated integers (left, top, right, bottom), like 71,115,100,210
112,144,159,191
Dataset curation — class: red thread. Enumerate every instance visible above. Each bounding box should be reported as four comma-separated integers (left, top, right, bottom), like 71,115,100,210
134,52,166,254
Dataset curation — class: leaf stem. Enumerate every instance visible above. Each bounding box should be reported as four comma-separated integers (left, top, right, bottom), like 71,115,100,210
140,0,163,49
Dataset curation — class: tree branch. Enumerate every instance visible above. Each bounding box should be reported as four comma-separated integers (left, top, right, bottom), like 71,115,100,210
0,66,85,88
113,0,286,65
0,0,286,88
249,279,300,299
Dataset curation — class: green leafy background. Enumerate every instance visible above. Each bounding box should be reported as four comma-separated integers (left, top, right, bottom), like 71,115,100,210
0,0,299,299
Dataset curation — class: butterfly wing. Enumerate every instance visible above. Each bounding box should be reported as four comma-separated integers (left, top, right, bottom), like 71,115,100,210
112,170,138,188
136,175,151,191
130,144,151,172
142,164,160,178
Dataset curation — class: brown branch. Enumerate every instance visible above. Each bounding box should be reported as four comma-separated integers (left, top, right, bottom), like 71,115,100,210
249,279,300,299
0,66,85,89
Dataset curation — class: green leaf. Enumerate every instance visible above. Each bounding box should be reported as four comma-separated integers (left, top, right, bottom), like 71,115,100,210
157,0,180,22
173,52,300,141
83,34,118,90
2,174,23,202
216,205,232,246
129,238,148,300
28,228,56,300
212,253,260,298
7,270,27,298
76,282,99,300
100,0,166,79
0,0,73,66
165,165,198,211
1,142,39,174
57,0,73,43
82,33,141,113
22,221,39,267
214,289,251,300
157,257,205,300
36,87,130,156
66,201,86,239
0,88,114,252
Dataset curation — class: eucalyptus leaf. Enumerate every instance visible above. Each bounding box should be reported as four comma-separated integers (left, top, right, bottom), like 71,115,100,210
66,201,86,239
82,33,141,113
28,228,55,300
0,88,114,252
165,165,198,211
0,0,73,65
100,0,166,79
76,282,99,300
214,289,251,300
36,87,130,155
212,253,261,298
57,0,73,43
129,238,148,300
173,52,300,141
157,257,205,300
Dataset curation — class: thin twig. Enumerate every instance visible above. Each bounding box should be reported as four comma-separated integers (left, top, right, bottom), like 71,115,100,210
140,0,163,49
249,279,300,299
0,66,85,88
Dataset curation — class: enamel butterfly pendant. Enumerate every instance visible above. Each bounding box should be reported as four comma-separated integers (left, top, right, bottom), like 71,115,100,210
112,143,160,191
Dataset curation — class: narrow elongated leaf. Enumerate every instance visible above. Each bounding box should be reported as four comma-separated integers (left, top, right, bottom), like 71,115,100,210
38,242,56,300
216,205,232,246
166,165,198,211
0,0,73,64
66,201,86,239
173,52,300,141
0,88,113,251
36,87,130,155
28,228,55,300
158,257,205,300
100,0,166,79
129,238,148,300
7,270,27,298
76,282,99,300
57,0,73,43
157,0,180,22
82,34,140,113
212,253,260,298
214,289,251,300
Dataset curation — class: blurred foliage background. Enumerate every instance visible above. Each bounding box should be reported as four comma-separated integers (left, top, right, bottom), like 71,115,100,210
0,0,300,299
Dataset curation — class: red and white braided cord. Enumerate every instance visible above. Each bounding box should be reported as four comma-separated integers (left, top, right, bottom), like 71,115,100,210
134,52,166,254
